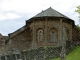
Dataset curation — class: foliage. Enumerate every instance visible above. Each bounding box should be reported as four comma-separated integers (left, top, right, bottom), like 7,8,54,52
75,5,80,18
50,46,80,60
76,25,80,31
75,5,80,26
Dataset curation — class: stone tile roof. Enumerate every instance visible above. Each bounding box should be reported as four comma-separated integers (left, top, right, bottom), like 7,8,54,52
34,7,70,19
9,25,27,38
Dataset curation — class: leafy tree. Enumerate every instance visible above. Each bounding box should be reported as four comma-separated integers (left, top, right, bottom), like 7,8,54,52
75,6,80,39
75,5,80,18
76,25,80,31
75,5,80,26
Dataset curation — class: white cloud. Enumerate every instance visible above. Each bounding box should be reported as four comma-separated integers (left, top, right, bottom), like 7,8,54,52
0,19,25,36
0,14,7,20
0,13,21,20
0,0,80,16
6,13,21,19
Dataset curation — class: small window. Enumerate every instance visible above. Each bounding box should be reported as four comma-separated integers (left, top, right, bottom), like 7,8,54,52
39,31,43,41
37,29,43,41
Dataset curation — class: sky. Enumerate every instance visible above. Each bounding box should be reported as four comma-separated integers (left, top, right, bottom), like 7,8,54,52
0,0,80,36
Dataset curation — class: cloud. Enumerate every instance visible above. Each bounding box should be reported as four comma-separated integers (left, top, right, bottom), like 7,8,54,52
6,13,21,19
0,13,21,20
1,0,75,13
0,18,25,36
0,0,80,16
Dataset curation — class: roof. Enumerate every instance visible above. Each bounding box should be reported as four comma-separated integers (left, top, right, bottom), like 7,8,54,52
9,25,27,38
33,7,71,19
5,25,27,43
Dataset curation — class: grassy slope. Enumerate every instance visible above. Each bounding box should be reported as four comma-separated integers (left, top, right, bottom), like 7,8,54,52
51,46,80,60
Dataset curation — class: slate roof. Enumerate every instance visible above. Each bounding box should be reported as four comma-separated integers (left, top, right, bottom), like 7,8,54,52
34,7,71,19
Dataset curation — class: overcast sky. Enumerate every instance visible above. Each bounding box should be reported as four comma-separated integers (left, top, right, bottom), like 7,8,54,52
0,0,80,36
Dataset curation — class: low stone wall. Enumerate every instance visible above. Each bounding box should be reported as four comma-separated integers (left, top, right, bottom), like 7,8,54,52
0,43,74,60
0,54,21,60
21,47,61,60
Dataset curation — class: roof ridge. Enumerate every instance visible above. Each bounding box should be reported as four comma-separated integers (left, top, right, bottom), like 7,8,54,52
33,7,72,20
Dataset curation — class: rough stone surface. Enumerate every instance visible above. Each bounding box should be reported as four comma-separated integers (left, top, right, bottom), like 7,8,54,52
0,34,6,54
7,17,74,51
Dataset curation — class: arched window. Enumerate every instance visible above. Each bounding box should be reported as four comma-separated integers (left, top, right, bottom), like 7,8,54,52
49,28,58,42
37,29,43,41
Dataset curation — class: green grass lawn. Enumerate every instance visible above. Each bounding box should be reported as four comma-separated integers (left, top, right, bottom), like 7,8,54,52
50,46,80,60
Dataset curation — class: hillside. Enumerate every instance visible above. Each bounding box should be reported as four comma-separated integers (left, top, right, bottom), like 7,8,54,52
51,46,80,60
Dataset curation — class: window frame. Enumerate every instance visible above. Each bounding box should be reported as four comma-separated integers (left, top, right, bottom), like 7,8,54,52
37,29,43,41
49,28,58,43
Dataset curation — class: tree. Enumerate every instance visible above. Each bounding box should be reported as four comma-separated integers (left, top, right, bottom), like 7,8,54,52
76,25,80,31
75,5,80,26
75,5,80,18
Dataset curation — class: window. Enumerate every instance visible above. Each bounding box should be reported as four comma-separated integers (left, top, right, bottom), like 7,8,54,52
39,31,43,41
49,28,58,43
37,29,43,41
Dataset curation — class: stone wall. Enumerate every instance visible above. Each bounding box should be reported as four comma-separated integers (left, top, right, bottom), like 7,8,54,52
29,17,62,48
21,47,62,60
0,45,74,60
0,34,6,54
72,26,80,46
7,17,74,52
9,27,32,51
29,17,73,48
0,47,62,60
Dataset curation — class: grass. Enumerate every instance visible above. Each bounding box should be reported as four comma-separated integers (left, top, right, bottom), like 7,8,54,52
50,46,80,60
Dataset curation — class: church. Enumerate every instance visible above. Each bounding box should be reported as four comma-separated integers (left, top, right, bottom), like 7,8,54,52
0,7,79,53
